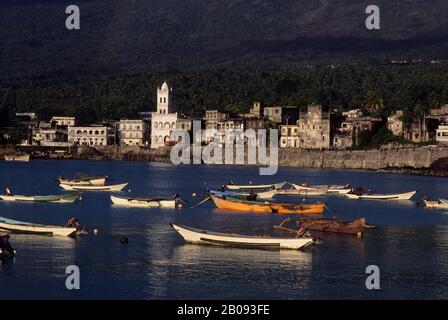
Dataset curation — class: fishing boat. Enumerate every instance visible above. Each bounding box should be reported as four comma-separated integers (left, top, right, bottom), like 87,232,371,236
276,187,328,196
59,176,107,186
210,195,325,215
275,217,368,237
0,192,81,203
170,223,314,250
0,216,77,237
345,190,417,200
60,182,128,192
225,181,287,190
209,189,277,200
110,195,180,208
423,199,448,209
292,183,351,194
4,154,30,162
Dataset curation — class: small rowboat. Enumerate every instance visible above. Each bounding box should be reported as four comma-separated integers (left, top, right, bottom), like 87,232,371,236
0,192,81,203
345,190,416,200
0,216,77,237
170,223,314,250
276,187,328,197
209,189,276,200
275,217,369,237
4,154,30,162
225,181,287,190
111,195,179,208
292,183,351,195
60,182,128,192
59,176,106,186
210,195,325,215
424,199,448,209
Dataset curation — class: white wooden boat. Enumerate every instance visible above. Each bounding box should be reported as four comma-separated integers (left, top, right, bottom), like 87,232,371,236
59,176,106,186
170,223,314,250
60,182,128,192
276,187,328,196
209,189,276,200
424,199,448,209
0,192,81,203
225,181,287,190
0,216,77,237
111,195,177,208
292,183,351,194
4,154,30,162
345,190,417,200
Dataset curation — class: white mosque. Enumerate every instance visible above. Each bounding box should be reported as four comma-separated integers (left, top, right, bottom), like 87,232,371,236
150,82,178,148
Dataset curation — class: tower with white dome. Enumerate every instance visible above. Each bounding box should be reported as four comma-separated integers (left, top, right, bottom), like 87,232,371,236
157,81,173,114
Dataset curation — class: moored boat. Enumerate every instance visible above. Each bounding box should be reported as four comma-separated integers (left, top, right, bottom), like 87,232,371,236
275,217,368,237
0,192,81,203
209,189,276,200
276,187,328,196
59,176,107,186
292,183,351,194
60,182,128,192
110,195,180,208
170,223,314,250
345,190,417,200
0,216,77,237
210,195,325,215
4,154,30,162
424,199,448,209
225,181,287,190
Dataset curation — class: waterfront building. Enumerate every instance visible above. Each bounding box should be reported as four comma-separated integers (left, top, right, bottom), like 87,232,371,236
297,105,331,149
249,101,264,117
51,116,75,127
117,119,150,146
68,125,113,146
264,106,300,124
150,82,178,148
279,125,300,148
436,124,448,145
387,110,405,137
204,110,229,143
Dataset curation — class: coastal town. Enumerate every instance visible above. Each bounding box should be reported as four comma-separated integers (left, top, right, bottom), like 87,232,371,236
2,81,448,155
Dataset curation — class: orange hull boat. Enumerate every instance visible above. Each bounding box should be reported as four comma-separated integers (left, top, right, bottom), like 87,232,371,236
210,195,325,215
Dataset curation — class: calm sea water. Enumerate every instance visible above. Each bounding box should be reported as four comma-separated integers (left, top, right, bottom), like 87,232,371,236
0,160,448,299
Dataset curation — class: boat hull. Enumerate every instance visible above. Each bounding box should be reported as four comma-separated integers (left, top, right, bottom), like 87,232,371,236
170,223,313,250
276,188,328,196
0,217,76,237
345,191,416,200
60,182,128,192
292,183,351,195
4,154,30,162
211,195,325,215
225,182,286,190
0,193,81,203
424,199,448,209
59,177,106,186
111,195,177,208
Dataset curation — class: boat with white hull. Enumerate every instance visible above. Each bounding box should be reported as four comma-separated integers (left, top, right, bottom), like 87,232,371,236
170,223,313,250
209,189,276,200
0,216,77,237
59,176,106,186
424,199,448,209
0,192,81,203
276,187,328,196
111,195,178,208
345,190,417,200
60,182,128,192
292,183,351,194
4,154,30,162
225,182,287,190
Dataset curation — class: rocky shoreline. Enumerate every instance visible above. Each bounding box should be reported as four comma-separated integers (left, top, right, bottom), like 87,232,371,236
1,145,447,177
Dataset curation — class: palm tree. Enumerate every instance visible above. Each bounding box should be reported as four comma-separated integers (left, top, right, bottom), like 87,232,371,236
363,90,384,113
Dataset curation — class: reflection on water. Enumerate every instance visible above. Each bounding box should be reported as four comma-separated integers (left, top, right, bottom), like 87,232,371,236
1,160,448,299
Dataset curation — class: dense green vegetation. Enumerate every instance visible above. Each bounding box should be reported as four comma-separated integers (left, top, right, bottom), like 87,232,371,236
1,63,448,125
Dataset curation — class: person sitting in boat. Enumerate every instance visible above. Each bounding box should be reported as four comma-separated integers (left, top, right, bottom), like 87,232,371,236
220,185,226,192
354,186,364,196
4,187,12,196
172,193,180,200
65,217,80,229
0,234,15,256
248,190,257,201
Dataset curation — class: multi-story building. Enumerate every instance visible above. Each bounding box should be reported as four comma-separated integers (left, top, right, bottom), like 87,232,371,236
151,82,178,148
436,124,448,145
117,119,150,146
387,110,405,137
264,106,300,124
279,125,300,148
249,101,264,117
204,110,229,143
68,125,113,146
51,116,76,127
297,105,331,149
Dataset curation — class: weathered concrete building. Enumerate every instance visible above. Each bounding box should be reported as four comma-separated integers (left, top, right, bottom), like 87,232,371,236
264,106,300,125
279,125,300,148
297,105,331,149
387,110,405,137
68,125,114,146
117,119,150,146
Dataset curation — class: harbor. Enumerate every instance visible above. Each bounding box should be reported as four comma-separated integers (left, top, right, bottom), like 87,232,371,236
1,159,448,299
